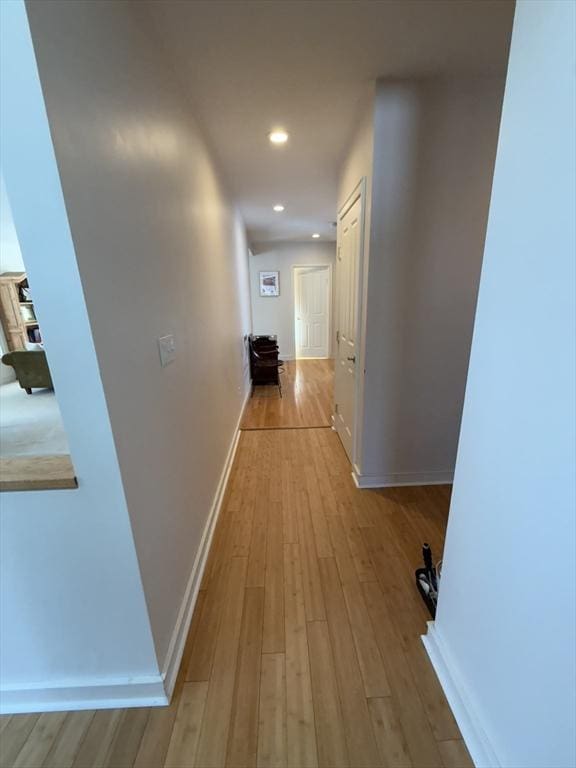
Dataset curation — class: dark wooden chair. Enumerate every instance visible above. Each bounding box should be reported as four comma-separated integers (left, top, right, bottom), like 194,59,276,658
249,335,284,397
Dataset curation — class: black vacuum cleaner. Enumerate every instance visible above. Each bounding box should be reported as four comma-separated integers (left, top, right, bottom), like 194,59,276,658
415,543,439,618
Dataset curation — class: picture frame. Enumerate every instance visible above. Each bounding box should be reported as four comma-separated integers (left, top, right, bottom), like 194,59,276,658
259,270,280,297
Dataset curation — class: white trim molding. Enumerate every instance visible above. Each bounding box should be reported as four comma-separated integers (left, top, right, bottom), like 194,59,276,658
0,676,167,715
160,387,250,699
352,469,454,489
0,388,249,715
292,263,333,360
422,622,501,768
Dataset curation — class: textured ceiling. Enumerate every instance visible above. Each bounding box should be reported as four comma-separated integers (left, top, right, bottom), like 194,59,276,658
148,0,514,244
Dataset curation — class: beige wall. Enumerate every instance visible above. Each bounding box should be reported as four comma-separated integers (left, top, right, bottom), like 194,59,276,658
26,0,252,670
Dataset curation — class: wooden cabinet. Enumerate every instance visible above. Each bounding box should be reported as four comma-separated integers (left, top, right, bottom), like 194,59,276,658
0,272,40,352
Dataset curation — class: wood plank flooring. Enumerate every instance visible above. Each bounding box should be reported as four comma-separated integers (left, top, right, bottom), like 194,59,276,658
241,360,333,430
0,428,472,768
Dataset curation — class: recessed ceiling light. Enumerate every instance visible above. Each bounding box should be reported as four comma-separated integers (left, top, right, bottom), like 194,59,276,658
312,233,320,238
269,130,289,145
273,204,285,212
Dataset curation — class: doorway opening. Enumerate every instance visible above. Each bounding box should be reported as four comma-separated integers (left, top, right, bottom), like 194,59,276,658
0,173,76,490
293,264,332,360
241,245,336,430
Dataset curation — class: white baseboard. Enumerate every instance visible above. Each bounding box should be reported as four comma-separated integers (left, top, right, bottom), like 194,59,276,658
422,622,500,768
0,676,167,714
160,386,249,699
352,469,454,489
0,388,249,716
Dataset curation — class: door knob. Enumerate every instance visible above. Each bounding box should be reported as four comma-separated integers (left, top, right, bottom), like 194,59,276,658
347,356,356,363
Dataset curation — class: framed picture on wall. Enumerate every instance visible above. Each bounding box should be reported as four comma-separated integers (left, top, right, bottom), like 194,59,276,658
259,270,280,297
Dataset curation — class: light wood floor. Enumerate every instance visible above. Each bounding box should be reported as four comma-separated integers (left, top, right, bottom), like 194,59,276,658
241,359,333,430
0,427,471,768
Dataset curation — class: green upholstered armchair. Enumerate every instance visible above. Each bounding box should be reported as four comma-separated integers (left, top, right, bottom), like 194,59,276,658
1,351,53,394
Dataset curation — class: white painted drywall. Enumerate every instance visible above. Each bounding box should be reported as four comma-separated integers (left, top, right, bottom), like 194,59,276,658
0,0,159,704
0,173,24,381
250,241,336,359
338,102,374,261
0,173,25,273
433,2,576,766
346,76,504,481
25,0,252,675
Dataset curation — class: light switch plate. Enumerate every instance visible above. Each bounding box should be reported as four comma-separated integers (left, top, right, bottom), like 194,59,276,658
158,334,176,367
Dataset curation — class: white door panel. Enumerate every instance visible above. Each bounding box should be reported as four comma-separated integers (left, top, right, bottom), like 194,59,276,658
295,267,330,358
335,195,362,462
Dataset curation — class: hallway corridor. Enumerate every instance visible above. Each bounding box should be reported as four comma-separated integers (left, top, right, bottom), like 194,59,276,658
1,2,571,766
0,427,470,768
241,360,334,431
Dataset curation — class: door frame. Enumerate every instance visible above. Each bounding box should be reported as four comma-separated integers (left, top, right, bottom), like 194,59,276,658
336,177,368,472
292,263,333,359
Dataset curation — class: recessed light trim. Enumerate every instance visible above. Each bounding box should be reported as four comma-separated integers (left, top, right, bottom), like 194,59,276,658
312,233,320,238
273,204,285,212
269,130,289,144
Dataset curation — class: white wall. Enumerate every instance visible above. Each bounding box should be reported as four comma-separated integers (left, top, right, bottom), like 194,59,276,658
0,172,24,380
0,0,252,710
429,2,576,766
25,0,252,674
338,101,374,220
0,173,26,273
250,241,336,359
348,76,504,483
0,0,159,710
338,102,374,364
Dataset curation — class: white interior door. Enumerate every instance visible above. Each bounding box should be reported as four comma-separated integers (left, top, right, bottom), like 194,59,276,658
295,267,330,358
334,194,362,462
